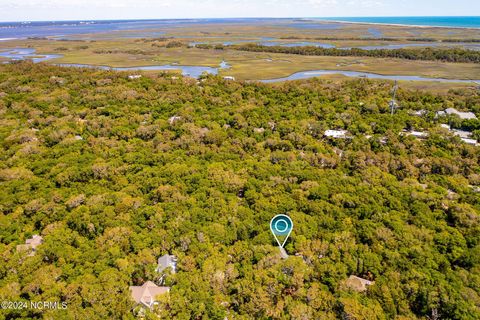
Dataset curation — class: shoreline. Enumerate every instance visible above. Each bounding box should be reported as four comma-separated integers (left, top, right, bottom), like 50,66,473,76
314,19,480,30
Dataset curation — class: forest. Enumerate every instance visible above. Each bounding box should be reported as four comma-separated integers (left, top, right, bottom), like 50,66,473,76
196,44,480,64
0,61,479,319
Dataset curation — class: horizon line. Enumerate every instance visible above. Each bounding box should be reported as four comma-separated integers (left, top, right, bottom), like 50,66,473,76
1,15,480,23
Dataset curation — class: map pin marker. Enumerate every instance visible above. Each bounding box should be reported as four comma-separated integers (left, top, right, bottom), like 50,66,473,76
270,214,293,248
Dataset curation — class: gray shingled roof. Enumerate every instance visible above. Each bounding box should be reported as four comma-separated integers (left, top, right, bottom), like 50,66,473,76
157,254,177,273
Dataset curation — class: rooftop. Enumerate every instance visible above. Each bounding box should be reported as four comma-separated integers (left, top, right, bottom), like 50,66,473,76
452,129,472,139
25,234,43,246
444,108,477,120
168,116,182,125
16,234,43,256
461,138,478,146
130,281,170,309
157,254,177,273
406,130,428,139
345,275,374,292
324,129,349,139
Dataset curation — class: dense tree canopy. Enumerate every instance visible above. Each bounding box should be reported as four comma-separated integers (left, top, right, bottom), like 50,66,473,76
197,44,480,64
0,62,479,319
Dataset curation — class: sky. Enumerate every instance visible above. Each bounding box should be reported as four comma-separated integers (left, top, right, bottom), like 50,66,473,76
0,0,479,22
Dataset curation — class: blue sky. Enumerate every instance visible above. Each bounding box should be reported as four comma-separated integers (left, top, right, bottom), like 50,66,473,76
0,0,479,22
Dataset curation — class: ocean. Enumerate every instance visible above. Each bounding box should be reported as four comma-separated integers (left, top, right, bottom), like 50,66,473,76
318,16,480,29
0,18,268,40
0,17,479,41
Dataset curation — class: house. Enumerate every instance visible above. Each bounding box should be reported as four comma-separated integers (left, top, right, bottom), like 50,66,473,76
345,275,374,292
436,111,446,118
440,125,478,145
461,138,478,146
168,116,182,125
156,254,177,274
130,281,170,310
437,108,477,120
128,75,142,80
223,76,235,81
16,234,43,256
410,109,426,116
279,247,288,259
49,76,66,85
324,130,349,139
452,129,473,139
406,130,428,139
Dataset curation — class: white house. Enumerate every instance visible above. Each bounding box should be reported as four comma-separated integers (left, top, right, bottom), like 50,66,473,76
407,131,428,139
128,75,142,80
411,109,427,116
437,108,477,120
324,130,349,139
461,138,478,146
168,116,182,125
452,129,473,139
156,254,177,274
436,111,446,118
440,125,478,145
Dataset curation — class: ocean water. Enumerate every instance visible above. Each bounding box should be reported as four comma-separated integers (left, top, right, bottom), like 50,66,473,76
1,18,478,41
0,18,271,40
318,16,480,29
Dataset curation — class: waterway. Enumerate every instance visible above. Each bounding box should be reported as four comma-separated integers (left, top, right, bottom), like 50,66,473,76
260,70,480,84
0,48,229,78
1,47,478,84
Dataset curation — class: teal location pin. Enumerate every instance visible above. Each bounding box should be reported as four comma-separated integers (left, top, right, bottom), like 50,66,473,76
270,214,293,248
